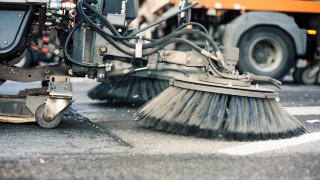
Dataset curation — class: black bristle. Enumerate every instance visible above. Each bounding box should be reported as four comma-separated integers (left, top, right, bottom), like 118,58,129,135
134,86,307,141
87,76,169,104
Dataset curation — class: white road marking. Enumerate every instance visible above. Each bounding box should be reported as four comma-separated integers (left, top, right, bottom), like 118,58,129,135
285,106,320,116
218,132,320,156
306,119,320,124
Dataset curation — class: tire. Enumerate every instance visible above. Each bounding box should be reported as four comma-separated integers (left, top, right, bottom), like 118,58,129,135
35,104,62,129
237,26,295,80
301,66,318,85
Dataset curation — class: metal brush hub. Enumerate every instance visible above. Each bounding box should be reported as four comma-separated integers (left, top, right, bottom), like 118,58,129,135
169,78,278,99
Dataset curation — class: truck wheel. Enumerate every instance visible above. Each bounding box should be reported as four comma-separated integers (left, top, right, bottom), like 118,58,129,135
238,27,294,80
35,104,62,128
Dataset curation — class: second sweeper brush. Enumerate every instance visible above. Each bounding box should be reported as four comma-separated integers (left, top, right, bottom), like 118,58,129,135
88,76,168,104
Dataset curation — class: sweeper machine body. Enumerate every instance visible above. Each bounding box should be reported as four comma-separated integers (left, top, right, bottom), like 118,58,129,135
0,0,306,140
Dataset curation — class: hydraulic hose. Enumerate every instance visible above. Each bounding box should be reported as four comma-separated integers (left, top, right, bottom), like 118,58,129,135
74,0,226,72
76,1,214,57
142,38,202,56
80,1,217,51
175,22,209,34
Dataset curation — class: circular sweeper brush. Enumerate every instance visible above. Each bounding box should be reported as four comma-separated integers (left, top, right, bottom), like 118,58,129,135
88,64,203,105
88,76,169,105
134,78,307,141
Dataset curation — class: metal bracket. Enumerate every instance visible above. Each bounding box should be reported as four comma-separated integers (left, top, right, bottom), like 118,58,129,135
170,78,278,99
44,98,72,120
48,76,72,98
44,75,73,120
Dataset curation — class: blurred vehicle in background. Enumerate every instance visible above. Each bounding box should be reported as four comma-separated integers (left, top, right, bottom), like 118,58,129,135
139,0,320,84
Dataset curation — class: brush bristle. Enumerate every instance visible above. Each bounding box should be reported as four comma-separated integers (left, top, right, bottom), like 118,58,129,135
134,86,306,140
88,76,169,104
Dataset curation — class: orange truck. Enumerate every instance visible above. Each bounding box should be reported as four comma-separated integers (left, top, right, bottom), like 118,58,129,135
150,0,320,84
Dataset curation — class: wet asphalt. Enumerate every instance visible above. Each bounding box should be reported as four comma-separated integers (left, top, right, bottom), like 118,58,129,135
0,78,320,179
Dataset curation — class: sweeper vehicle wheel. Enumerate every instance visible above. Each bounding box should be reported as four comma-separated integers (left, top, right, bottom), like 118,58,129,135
35,104,62,129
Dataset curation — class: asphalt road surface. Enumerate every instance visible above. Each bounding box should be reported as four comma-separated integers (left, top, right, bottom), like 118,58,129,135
0,78,320,179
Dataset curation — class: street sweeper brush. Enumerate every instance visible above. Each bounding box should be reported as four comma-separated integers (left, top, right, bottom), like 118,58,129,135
88,76,168,104
134,78,306,140
87,63,203,104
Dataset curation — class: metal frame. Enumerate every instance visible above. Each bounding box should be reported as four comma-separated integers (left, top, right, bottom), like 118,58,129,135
170,78,278,99
0,63,69,82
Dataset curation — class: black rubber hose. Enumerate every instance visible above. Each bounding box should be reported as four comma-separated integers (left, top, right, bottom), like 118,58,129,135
81,1,217,51
142,38,202,56
79,0,138,50
64,21,134,65
77,1,209,56
175,22,209,34
80,2,156,42
140,28,219,52
82,2,122,37
76,0,136,56
82,1,157,48
142,28,218,52
76,0,219,57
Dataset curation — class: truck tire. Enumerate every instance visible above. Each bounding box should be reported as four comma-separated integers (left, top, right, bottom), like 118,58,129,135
238,26,294,80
